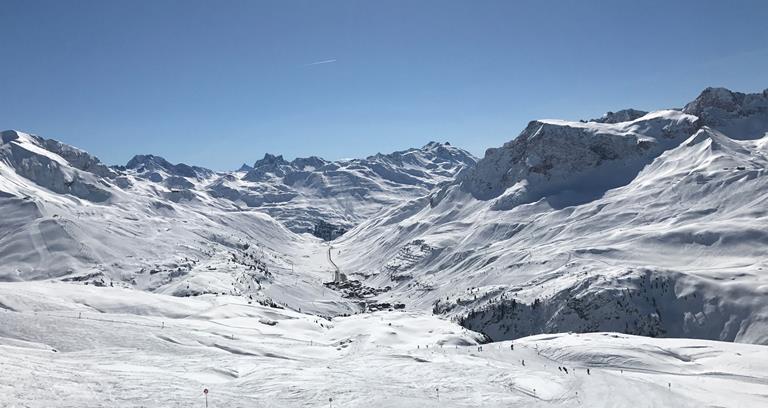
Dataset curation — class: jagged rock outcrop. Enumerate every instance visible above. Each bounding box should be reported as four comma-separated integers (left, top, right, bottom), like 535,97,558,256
589,108,649,124
683,87,768,139
459,111,700,208
0,130,112,202
213,142,476,232
126,154,213,179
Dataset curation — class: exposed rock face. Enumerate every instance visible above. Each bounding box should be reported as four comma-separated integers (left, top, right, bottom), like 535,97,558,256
126,154,213,179
39,138,117,179
589,108,649,124
459,111,700,207
242,153,294,181
0,130,112,202
683,87,768,139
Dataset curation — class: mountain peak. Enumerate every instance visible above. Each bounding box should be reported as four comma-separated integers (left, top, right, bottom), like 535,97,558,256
683,87,768,139
1,129,25,143
126,154,173,170
126,154,212,179
422,141,449,149
237,163,254,172
589,109,649,124
683,87,742,114
242,153,292,181
255,153,289,167
367,141,476,168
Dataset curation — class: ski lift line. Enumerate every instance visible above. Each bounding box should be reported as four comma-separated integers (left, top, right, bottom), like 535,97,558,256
327,245,347,282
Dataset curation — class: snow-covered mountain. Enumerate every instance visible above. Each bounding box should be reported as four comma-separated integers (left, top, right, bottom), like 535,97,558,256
334,87,768,344
0,130,474,315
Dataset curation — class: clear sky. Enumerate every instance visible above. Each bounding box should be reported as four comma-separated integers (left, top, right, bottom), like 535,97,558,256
2,0,767,170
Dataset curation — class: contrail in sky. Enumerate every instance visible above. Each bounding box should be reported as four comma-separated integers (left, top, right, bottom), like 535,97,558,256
305,59,337,66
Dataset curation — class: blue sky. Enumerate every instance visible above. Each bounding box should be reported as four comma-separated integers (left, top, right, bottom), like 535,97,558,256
2,0,767,170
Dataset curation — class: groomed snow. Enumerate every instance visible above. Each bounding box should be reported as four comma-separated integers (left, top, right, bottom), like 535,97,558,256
1,282,766,408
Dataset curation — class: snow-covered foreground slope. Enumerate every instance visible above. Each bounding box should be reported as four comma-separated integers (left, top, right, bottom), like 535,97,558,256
1,282,766,408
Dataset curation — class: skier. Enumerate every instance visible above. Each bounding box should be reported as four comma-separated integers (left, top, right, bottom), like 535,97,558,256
522,359,525,366
587,368,590,375
510,344,514,351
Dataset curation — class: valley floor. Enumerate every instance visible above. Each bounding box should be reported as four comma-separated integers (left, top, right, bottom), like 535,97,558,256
1,283,766,408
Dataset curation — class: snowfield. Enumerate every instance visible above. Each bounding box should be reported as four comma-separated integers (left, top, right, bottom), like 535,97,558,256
1,86,768,406
1,282,767,408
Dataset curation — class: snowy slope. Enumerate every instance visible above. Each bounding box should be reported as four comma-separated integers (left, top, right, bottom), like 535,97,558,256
1,282,766,408
334,88,768,344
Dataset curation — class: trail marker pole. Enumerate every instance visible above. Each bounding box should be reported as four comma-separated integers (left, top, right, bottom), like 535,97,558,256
203,388,208,408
